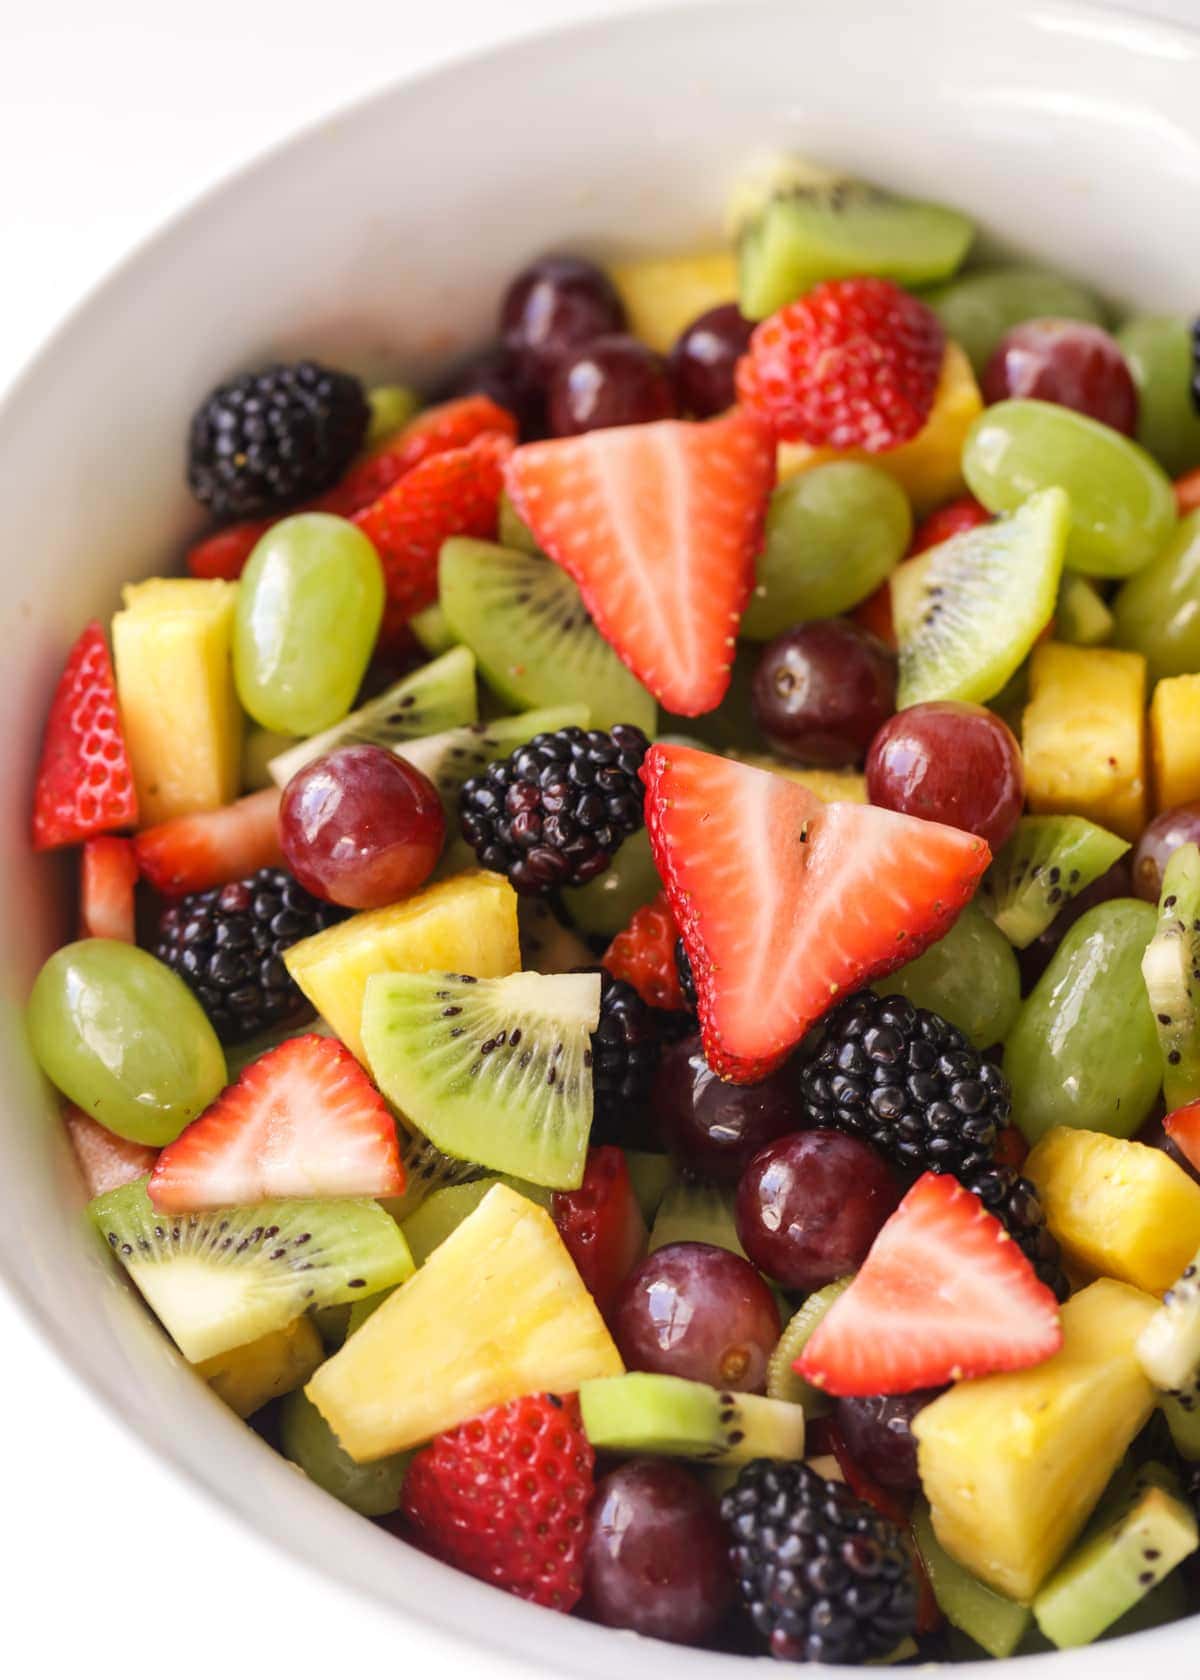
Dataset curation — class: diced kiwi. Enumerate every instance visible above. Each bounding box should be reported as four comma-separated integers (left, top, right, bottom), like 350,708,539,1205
280,1388,411,1516
1142,843,1200,1110
362,969,601,1189
396,704,589,809
923,267,1107,377
649,1181,747,1260
498,490,540,555
90,1179,415,1363
1161,1379,1200,1461
913,1498,1031,1659
894,487,1069,708
737,177,974,320
625,1151,674,1227
1056,574,1114,648
579,1372,805,1464
1137,1243,1200,1393
409,602,457,657
517,899,594,973
767,1278,854,1417
983,815,1130,949
562,828,660,939
439,538,656,734
400,1175,553,1268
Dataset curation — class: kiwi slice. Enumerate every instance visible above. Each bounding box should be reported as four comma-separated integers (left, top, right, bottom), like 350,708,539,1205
267,646,479,786
913,1499,1031,1659
737,177,974,320
280,1388,411,1517
1137,1242,1200,1393
1161,1380,1200,1462
362,969,601,1190
90,1178,414,1364
438,538,656,734
517,900,594,973
409,602,457,657
1056,573,1114,648
767,1278,854,1417
579,1372,805,1464
397,704,589,810
649,1181,748,1260
1142,843,1200,1111
983,816,1130,949
894,487,1070,708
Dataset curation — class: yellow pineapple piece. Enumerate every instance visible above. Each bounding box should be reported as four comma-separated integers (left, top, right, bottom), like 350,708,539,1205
777,341,981,515
723,751,867,803
284,870,519,1063
1025,1127,1200,1294
1021,642,1147,841
913,1279,1159,1602
306,1184,623,1460
195,1316,323,1418
608,251,739,354
112,578,243,824
1150,673,1200,810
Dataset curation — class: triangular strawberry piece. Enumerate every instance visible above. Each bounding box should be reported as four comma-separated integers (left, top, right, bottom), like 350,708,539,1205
133,787,283,897
505,410,775,715
797,1173,1062,1395
148,1034,405,1212
1164,1100,1200,1175
33,621,138,849
643,744,990,1080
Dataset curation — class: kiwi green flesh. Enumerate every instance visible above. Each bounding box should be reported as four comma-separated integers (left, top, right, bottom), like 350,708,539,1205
767,1278,854,1417
984,815,1130,949
1137,1242,1200,1392
912,1499,1031,1659
1142,843,1200,1112
579,1372,805,1465
895,487,1069,709
396,704,589,808
361,969,601,1190
409,602,457,657
280,1388,411,1517
89,1179,414,1364
1161,1384,1200,1461
649,1181,748,1260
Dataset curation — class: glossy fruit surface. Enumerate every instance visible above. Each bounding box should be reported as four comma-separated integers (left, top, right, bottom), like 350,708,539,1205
981,319,1137,434
1112,511,1200,683
1116,315,1200,478
610,1240,781,1392
1132,802,1200,903
866,701,1023,850
669,303,754,418
656,1032,803,1182
500,254,626,379
750,620,896,766
1016,857,1133,990
833,1389,943,1491
546,334,676,435
876,899,1021,1050
434,343,545,438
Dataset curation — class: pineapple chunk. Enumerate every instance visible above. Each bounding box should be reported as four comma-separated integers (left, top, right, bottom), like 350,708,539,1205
913,1279,1159,1602
1150,674,1200,810
306,1184,623,1459
722,751,867,803
608,251,739,354
195,1316,323,1418
1026,1127,1200,1294
777,341,981,514
112,578,242,824
1022,642,1147,841
284,870,519,1063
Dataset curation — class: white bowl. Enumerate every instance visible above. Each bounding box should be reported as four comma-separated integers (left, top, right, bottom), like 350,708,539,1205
2,0,1200,1673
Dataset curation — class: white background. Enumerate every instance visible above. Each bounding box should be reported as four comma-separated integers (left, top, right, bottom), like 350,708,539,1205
1,0,1197,1673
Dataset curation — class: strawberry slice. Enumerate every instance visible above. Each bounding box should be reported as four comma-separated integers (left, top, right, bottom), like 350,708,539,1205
133,787,283,897
63,1105,158,1198
1164,1100,1200,1175
642,745,990,1081
187,520,273,581
80,837,139,942
602,891,685,1011
553,1146,648,1318
797,1173,1062,1396
148,1033,405,1213
33,621,138,849
505,410,775,715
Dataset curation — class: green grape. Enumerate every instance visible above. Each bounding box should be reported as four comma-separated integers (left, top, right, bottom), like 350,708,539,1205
963,400,1176,579
280,1389,410,1516
28,940,226,1145
873,901,1020,1049
922,267,1106,376
234,513,384,735
1116,317,1200,478
241,726,300,791
741,463,911,640
365,384,420,449
1005,899,1159,1146
1111,511,1200,682
562,828,660,937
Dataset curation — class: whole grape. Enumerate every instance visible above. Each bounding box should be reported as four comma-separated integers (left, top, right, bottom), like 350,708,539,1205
833,1390,943,1491
669,303,754,418
546,335,676,435
657,1032,803,1183
1132,803,1200,902
982,318,1138,435
751,620,895,766
500,254,626,380
866,701,1024,851
610,1241,781,1393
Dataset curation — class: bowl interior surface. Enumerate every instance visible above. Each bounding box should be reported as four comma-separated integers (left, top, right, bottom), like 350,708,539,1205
2,1,1200,1674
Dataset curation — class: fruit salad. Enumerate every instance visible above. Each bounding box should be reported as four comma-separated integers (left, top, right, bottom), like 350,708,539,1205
25,158,1200,1665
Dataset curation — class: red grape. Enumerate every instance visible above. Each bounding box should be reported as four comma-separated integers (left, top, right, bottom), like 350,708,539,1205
735,1130,901,1292
610,1241,781,1393
833,1390,943,1491
982,318,1138,435
669,303,754,418
434,343,545,439
1132,802,1200,902
500,254,625,380
546,335,676,436
280,744,445,909
866,701,1024,850
657,1032,803,1183
750,620,896,766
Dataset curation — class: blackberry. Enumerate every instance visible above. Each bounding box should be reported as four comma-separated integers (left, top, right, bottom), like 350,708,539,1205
675,937,697,1011
799,992,1010,1181
963,1162,1069,1302
187,360,369,520
459,724,649,895
589,972,662,1147
722,1460,919,1664
154,867,346,1043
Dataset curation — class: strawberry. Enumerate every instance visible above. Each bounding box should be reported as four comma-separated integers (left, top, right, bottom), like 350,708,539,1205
402,1391,594,1610
1177,467,1200,517
642,744,990,1081
148,1033,404,1212
505,410,774,715
63,1105,158,1198
33,621,138,849
908,495,990,556
603,891,686,1011
797,1173,1062,1396
187,520,272,581
1164,1100,1200,1175
354,431,513,619
992,1125,1029,1172
80,837,139,942
553,1146,648,1318
133,787,283,897
736,278,945,451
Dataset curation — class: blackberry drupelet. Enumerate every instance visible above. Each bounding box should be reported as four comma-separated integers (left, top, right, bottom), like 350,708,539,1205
722,1460,919,1664
459,725,649,895
799,992,1010,1181
589,972,662,1147
675,938,697,1012
154,867,346,1043
187,360,369,520
964,1162,1070,1302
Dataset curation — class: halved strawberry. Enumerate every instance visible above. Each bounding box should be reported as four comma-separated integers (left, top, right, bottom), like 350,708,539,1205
553,1146,648,1318
63,1105,158,1198
642,745,989,1081
148,1033,404,1213
505,410,775,715
80,837,139,942
133,787,283,897
1164,1100,1200,1175
187,519,273,581
907,495,990,557
330,394,518,515
33,621,138,849
602,891,685,1011
798,1173,1062,1396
